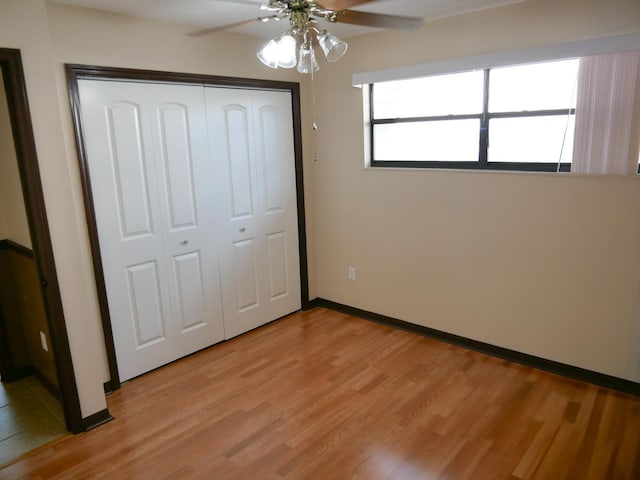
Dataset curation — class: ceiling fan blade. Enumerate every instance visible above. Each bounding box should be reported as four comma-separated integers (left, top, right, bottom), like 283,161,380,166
335,10,423,31
187,15,282,37
317,0,377,10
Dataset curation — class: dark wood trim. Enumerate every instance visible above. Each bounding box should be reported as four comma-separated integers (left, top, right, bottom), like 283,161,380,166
65,66,121,391
65,64,310,389
311,298,640,397
103,380,116,395
0,364,35,382
290,83,310,309
0,48,84,433
33,369,61,400
81,408,114,431
64,64,300,92
0,298,13,380
0,239,34,259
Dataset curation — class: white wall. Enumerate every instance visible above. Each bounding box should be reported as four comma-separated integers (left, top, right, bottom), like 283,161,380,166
311,0,640,381
0,69,31,247
0,0,110,417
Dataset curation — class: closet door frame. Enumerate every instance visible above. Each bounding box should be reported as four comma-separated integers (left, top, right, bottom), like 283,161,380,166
66,64,310,392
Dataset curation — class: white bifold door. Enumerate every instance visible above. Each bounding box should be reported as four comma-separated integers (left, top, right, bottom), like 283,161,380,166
205,87,300,338
78,80,300,381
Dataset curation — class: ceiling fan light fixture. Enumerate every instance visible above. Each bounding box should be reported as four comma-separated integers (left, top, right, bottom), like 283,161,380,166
318,31,348,63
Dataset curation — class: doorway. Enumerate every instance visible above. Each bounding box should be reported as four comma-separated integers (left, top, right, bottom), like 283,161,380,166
0,48,83,444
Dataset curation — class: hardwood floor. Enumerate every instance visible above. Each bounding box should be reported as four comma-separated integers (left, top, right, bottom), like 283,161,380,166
1,307,638,479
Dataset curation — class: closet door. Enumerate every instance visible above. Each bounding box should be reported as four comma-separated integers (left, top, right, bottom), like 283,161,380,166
205,87,301,338
78,80,224,381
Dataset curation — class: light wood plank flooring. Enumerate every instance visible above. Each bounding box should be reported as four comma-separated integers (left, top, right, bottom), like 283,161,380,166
1,307,639,479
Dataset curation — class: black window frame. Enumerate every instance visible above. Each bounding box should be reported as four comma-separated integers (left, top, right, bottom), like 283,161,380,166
369,66,576,172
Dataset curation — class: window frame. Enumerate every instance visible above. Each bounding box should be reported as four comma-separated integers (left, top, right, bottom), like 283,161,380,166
369,66,575,172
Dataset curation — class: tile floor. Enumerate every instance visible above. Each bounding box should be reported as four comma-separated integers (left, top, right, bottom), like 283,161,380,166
0,375,68,467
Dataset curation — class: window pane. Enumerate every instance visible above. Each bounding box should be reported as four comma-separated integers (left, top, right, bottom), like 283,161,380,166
374,120,480,161
488,115,575,163
373,71,484,118
489,59,579,112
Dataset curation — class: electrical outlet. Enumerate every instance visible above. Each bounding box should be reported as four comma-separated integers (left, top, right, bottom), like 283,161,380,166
348,266,356,281
40,331,48,352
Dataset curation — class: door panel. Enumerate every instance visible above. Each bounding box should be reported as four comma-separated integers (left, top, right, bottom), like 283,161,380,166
206,87,300,338
266,231,288,300
148,85,226,359
157,104,198,230
172,251,206,331
107,102,154,239
79,80,224,381
126,261,167,347
252,90,301,322
79,81,174,381
233,238,260,312
258,106,284,213
224,105,254,219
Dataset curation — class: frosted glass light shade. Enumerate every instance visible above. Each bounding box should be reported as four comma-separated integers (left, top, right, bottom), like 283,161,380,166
318,31,348,63
257,39,280,69
297,44,319,74
276,34,297,69
257,35,297,69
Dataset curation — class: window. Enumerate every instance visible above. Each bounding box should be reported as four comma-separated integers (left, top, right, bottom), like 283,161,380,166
370,58,580,171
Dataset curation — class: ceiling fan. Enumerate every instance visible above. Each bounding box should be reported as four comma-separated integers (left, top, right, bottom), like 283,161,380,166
188,1,424,74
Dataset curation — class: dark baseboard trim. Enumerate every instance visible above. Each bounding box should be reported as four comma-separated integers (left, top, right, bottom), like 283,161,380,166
103,380,117,395
1,365,62,400
311,298,640,397
82,408,114,431
33,370,61,400
0,239,34,259
0,364,35,382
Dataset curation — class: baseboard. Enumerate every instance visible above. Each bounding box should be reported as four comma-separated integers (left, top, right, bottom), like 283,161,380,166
103,380,117,395
311,298,640,397
1,364,35,382
82,408,114,431
33,369,61,400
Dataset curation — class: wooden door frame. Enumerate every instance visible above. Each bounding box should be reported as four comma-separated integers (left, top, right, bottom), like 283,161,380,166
65,64,310,392
0,298,12,381
0,49,84,433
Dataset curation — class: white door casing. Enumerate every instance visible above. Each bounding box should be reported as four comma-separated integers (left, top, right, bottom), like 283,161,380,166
205,87,301,338
78,80,225,381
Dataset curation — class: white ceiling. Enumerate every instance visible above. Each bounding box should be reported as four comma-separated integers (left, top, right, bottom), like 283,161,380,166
47,0,526,39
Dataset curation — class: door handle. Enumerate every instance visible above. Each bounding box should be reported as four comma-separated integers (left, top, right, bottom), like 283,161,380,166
180,240,189,245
